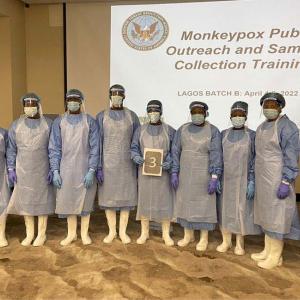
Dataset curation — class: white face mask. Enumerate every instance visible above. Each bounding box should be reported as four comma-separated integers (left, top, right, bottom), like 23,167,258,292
67,101,81,112
24,106,38,117
111,95,123,107
148,112,161,123
231,116,246,128
191,113,205,125
263,108,279,120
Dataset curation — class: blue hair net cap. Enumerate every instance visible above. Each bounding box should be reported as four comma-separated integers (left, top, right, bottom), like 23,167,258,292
21,92,41,103
147,100,162,113
189,101,208,111
110,84,125,94
260,92,285,108
231,101,248,115
66,89,84,101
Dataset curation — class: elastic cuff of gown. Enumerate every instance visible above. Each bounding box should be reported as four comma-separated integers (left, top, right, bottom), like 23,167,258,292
210,168,222,176
99,206,135,211
282,177,293,184
58,211,91,218
264,228,300,241
177,218,216,230
11,212,53,216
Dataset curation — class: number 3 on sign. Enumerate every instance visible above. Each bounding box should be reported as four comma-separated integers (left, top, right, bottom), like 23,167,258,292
142,148,164,177
148,156,157,168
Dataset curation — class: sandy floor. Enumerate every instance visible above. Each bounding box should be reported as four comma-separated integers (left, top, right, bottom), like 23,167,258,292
1,211,300,300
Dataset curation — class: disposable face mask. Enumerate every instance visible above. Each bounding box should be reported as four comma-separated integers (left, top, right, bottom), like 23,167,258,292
24,106,38,117
67,101,80,112
111,95,123,107
191,113,205,125
263,108,279,120
148,112,161,123
231,116,246,128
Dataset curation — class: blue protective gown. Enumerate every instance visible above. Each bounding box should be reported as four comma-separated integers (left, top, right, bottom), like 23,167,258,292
7,117,52,169
96,108,140,210
97,109,140,168
218,127,261,235
48,113,99,216
131,123,175,168
0,128,10,216
49,114,99,172
255,115,300,240
171,122,222,230
131,123,175,221
221,127,255,182
7,116,55,216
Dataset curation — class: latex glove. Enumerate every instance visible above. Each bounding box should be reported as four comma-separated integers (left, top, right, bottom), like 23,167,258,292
162,160,172,171
53,170,62,189
208,178,218,194
277,182,290,199
47,170,53,185
246,181,255,200
84,169,95,189
171,173,179,190
133,155,144,165
8,169,17,187
96,168,104,184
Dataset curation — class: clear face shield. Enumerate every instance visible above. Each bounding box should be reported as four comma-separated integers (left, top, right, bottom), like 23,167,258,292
66,97,84,114
148,111,161,123
261,99,281,120
190,106,208,125
230,108,247,128
110,91,124,108
145,103,163,124
23,99,40,118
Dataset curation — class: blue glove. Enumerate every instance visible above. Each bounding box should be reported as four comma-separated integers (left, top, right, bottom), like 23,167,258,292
96,168,104,184
53,170,62,189
84,169,95,189
171,173,179,190
208,178,218,194
8,169,17,187
133,155,144,165
47,170,53,185
162,160,172,171
246,181,255,200
277,182,290,199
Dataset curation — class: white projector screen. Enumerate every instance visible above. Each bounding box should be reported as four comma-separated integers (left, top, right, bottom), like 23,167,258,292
111,0,300,130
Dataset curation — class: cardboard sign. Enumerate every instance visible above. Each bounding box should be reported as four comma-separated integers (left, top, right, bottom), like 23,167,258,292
142,148,163,176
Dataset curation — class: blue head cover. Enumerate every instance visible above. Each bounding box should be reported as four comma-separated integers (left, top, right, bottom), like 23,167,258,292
260,92,285,108
109,84,125,99
231,101,248,115
21,92,41,104
66,89,84,101
147,100,162,113
189,101,208,112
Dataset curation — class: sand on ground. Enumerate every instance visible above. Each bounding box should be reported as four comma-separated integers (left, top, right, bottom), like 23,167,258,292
1,211,300,300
